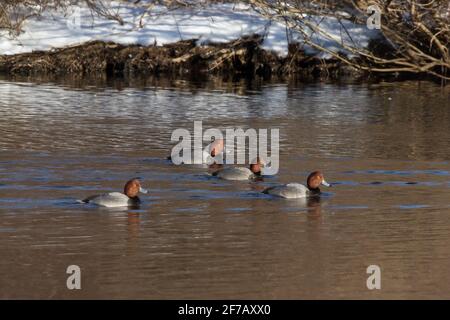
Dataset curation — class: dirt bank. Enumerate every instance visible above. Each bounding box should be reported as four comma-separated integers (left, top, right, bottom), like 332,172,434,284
0,35,364,79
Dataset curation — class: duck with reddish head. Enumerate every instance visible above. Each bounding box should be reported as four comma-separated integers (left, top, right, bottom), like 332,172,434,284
80,178,148,207
168,138,227,165
212,157,266,181
263,171,331,198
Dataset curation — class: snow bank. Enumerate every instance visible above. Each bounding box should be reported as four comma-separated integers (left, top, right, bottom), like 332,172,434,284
0,2,378,58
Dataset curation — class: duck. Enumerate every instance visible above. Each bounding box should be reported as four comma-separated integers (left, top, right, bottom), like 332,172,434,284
203,138,225,164
212,157,265,181
168,138,226,164
263,171,331,198
80,178,148,208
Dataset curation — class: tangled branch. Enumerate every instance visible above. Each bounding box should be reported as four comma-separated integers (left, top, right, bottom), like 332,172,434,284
248,0,450,80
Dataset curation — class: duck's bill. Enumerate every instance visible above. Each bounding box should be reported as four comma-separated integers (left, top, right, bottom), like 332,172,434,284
321,180,331,187
139,187,149,194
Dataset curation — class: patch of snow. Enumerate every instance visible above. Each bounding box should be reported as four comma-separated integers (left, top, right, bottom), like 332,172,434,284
0,2,379,58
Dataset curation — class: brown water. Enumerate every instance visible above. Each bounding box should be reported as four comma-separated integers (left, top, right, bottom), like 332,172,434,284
0,77,449,299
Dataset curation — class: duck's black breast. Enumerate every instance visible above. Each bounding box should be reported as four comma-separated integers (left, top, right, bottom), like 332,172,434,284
128,196,141,204
82,195,98,203
308,188,321,195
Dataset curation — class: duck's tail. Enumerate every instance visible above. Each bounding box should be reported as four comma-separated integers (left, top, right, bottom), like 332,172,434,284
211,171,220,176
78,195,96,204
262,186,276,194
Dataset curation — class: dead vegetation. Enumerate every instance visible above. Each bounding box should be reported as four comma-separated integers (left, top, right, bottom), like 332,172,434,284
0,0,123,36
1,0,449,81
0,36,271,76
0,35,362,79
249,0,450,81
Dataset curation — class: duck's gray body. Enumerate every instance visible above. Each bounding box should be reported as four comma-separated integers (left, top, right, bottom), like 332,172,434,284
263,183,311,199
82,192,140,207
213,167,256,181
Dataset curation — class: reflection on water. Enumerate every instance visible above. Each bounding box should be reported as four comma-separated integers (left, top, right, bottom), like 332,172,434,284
0,77,450,299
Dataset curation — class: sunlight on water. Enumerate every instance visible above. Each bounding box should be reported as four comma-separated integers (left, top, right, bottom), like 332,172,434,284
0,78,449,298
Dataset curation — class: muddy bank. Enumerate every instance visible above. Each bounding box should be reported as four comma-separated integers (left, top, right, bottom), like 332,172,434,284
0,35,366,79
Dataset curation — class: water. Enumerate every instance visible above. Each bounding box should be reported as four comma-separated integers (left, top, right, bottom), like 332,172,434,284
0,77,449,299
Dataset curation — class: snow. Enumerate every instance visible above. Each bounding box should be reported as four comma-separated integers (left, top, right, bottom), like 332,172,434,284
0,2,379,58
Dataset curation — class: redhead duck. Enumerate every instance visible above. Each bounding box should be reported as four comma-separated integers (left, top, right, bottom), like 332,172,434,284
168,138,226,164
80,178,148,207
203,138,225,164
263,171,331,198
212,157,265,181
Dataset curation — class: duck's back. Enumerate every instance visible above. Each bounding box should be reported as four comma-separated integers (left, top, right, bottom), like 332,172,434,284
214,167,254,181
263,183,309,198
83,192,135,207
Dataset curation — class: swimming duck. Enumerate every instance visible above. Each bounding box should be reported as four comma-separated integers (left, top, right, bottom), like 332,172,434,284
212,157,265,181
203,138,225,164
80,178,148,208
263,171,331,198
168,138,226,164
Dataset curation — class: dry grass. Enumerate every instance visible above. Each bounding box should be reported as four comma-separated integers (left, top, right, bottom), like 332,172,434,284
249,0,450,81
1,0,449,81
0,0,124,36
0,36,284,77
0,0,239,35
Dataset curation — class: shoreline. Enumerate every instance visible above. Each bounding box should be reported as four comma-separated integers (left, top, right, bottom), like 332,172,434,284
0,36,372,80
1,1,448,83
0,37,438,84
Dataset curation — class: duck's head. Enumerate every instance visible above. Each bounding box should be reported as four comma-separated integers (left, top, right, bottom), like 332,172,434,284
124,178,148,198
250,156,266,174
210,138,224,157
307,171,331,192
